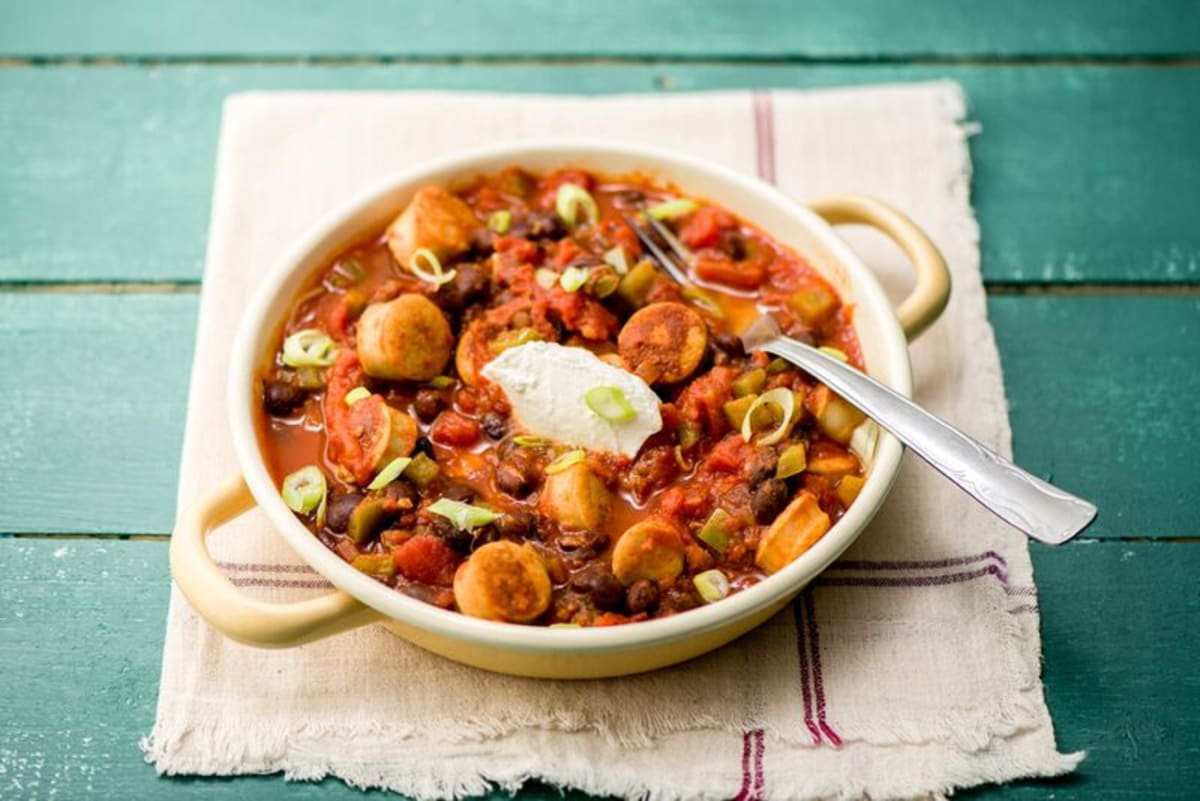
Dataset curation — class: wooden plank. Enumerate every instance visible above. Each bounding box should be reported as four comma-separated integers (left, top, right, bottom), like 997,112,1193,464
0,293,1193,538
990,295,1200,539
2,64,1199,284
2,0,1198,59
0,294,195,535
0,538,1195,799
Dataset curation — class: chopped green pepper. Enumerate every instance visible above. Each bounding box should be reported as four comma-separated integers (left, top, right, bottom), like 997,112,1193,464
732,368,767,398
697,508,734,553
776,443,808,479
351,553,396,580
347,498,391,545
404,452,440,488
616,259,658,307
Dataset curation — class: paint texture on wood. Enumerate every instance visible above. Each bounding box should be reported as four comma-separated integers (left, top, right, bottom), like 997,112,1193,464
2,0,1198,59
2,66,1199,283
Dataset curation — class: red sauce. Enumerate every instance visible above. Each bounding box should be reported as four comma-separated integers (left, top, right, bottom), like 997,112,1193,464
256,167,866,625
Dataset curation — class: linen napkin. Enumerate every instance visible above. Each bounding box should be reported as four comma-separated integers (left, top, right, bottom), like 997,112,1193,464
143,84,1082,800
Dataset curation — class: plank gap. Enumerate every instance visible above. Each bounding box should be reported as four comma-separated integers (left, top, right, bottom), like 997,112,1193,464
4,54,1200,69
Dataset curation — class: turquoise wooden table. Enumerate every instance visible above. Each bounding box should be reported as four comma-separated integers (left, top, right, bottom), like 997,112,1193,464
2,2,1198,798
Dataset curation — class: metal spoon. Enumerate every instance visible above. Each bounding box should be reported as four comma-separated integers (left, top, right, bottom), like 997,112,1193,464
627,212,1098,545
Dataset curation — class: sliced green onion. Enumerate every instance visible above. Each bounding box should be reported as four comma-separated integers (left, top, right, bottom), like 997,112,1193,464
282,329,338,368
555,182,598,229
693,569,731,603
673,445,692,471
427,498,501,531
819,346,849,362
427,375,456,389
590,271,621,299
344,386,371,405
513,435,547,448
559,266,590,292
545,449,586,475
776,443,808,479
550,622,582,629
315,491,328,529
647,198,700,220
489,327,541,355
367,456,412,491
535,267,560,290
281,466,326,515
407,247,457,287
698,509,732,554
584,385,637,423
487,209,512,234
741,387,797,446
849,420,880,467
603,246,629,275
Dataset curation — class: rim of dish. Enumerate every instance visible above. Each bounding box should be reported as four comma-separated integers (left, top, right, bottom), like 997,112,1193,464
228,138,911,653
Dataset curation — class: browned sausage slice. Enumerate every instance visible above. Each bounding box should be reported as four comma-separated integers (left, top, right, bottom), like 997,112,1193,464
617,301,708,385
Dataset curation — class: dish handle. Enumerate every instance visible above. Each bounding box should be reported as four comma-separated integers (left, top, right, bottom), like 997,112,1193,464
806,195,951,341
169,476,383,647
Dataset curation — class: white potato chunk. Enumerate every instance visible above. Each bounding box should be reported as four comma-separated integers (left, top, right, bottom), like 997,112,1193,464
538,462,611,532
754,491,831,574
357,294,453,381
386,186,479,267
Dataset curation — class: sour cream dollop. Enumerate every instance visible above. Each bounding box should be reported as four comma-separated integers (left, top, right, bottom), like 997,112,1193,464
481,341,662,458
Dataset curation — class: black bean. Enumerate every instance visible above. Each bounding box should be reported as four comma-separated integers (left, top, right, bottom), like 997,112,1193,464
744,448,779,486
524,210,566,240
413,436,435,456
720,232,747,261
437,262,490,310
324,491,363,534
496,508,535,540
263,381,307,416
712,333,745,359
752,478,790,523
557,531,608,560
570,568,625,611
384,479,417,507
625,579,659,614
481,412,507,440
429,518,473,555
493,464,530,500
441,482,475,504
413,390,444,422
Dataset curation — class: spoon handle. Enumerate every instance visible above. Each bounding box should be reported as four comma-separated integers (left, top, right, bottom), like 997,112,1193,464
752,328,1097,544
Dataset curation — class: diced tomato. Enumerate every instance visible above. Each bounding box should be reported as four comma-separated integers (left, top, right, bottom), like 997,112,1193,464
393,534,459,586
544,287,620,341
593,612,632,627
693,250,766,290
679,207,735,249
676,366,737,435
430,411,480,446
705,434,756,474
552,238,585,268
493,235,539,266
608,220,642,258
537,169,594,208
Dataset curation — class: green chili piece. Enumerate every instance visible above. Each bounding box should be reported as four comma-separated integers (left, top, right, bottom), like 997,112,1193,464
351,553,396,580
404,452,440,488
732,368,767,398
776,443,808,479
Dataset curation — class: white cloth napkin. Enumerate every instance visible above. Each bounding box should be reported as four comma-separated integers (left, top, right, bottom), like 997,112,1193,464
143,84,1081,801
